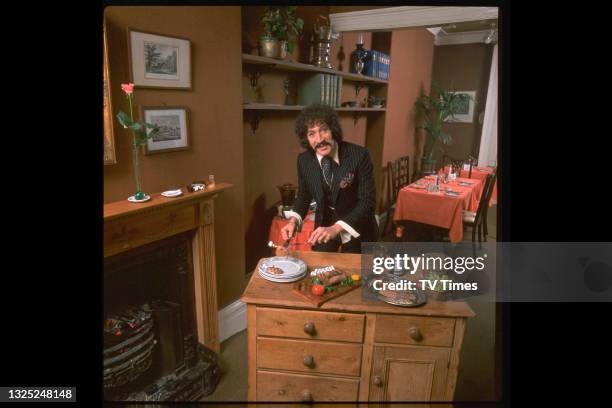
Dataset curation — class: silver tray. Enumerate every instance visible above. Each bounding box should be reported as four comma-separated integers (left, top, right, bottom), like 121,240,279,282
367,274,427,307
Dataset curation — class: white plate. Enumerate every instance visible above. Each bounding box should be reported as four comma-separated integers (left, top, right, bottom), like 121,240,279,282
259,267,303,279
162,190,183,197
259,256,306,277
258,270,306,283
128,195,151,203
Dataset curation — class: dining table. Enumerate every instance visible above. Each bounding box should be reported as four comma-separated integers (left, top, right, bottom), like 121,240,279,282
455,165,497,204
393,176,484,243
268,211,315,251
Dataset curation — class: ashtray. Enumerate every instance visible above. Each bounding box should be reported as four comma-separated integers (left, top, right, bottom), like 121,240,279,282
187,182,207,192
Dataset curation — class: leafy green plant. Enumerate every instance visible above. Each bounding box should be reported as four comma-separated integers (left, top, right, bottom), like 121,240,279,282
425,271,451,292
368,96,386,107
116,84,160,147
414,81,473,160
261,6,304,53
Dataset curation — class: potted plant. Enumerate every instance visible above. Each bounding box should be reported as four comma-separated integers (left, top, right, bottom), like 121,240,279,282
260,6,304,59
414,81,472,175
368,95,386,108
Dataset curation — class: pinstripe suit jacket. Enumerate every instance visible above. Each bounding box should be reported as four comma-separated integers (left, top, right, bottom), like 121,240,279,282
292,141,378,242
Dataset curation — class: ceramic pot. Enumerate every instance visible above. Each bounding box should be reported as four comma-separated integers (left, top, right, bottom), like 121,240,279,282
420,158,437,177
259,37,279,58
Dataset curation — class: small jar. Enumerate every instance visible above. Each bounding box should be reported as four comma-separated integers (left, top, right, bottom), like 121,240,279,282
208,175,216,188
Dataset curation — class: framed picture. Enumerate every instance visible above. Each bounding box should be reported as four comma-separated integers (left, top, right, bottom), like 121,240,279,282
128,29,191,89
103,21,117,165
445,91,476,123
142,106,190,154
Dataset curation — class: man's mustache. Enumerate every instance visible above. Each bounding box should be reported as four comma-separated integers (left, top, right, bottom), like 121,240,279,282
315,141,331,149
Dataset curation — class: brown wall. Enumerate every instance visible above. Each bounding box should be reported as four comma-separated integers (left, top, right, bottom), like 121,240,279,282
432,43,494,164
241,6,377,272
104,6,246,308
104,5,436,308
382,28,434,183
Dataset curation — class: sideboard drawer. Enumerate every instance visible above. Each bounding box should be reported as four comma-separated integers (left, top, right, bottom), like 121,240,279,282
256,307,364,343
257,337,362,377
374,314,455,347
257,370,359,402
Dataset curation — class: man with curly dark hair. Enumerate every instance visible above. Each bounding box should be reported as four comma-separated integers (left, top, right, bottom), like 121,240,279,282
281,103,378,253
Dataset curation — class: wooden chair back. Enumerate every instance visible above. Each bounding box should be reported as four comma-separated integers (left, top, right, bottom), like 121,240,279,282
474,173,495,225
390,156,410,203
381,156,410,238
442,155,474,178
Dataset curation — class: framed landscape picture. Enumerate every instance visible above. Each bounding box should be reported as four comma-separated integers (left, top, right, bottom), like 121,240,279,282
103,22,116,165
445,91,476,123
142,106,190,154
128,29,191,89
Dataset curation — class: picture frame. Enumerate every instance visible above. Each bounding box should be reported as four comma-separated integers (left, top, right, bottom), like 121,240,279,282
128,29,192,89
103,21,117,165
141,106,190,154
445,91,476,123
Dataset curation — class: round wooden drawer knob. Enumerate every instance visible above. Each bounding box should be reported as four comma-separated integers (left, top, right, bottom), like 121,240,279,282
278,389,286,396
303,354,315,368
373,375,383,386
301,389,313,402
408,326,423,341
303,321,316,335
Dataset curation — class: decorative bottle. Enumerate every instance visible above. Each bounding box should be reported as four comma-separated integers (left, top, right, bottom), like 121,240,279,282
350,42,368,75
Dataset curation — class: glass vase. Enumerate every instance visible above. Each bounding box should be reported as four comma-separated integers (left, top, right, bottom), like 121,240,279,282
131,145,145,200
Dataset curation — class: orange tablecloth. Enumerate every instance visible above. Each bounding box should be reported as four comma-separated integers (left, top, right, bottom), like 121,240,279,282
460,166,497,204
268,212,315,251
393,177,483,243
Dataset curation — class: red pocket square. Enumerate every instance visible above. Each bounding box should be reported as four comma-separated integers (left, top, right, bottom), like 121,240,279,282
339,172,355,188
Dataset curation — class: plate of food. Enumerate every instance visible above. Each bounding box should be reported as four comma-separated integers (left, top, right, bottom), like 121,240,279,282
367,274,427,307
258,269,306,283
293,266,362,306
259,256,306,278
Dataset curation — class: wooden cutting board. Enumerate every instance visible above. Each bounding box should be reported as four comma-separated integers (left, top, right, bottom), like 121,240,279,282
292,274,361,307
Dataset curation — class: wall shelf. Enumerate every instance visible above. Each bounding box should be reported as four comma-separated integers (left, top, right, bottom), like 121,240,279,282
243,103,386,112
243,54,388,85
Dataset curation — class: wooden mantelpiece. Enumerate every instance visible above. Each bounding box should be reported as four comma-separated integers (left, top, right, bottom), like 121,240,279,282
104,182,232,352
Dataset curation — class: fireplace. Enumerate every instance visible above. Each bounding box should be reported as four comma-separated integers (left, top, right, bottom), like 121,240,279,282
103,183,231,401
104,232,219,400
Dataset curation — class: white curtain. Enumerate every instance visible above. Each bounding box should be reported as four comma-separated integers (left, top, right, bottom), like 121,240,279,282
478,44,498,167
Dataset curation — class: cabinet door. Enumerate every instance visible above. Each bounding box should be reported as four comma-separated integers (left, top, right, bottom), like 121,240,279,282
369,345,450,401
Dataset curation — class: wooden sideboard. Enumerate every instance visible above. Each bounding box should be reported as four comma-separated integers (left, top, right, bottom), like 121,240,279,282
241,250,474,402
104,183,232,352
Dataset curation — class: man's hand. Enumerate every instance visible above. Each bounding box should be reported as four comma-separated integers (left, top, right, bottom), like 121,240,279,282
280,217,298,241
308,224,343,245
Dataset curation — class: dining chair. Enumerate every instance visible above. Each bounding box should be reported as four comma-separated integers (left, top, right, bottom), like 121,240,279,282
462,173,494,242
442,155,474,178
382,156,410,237
481,170,497,240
